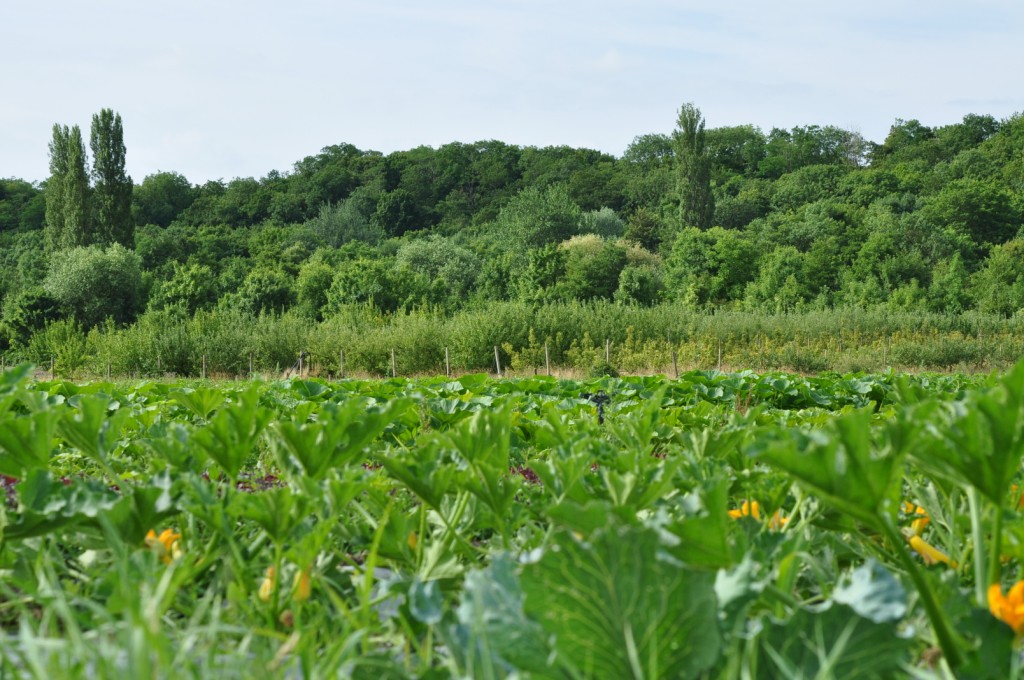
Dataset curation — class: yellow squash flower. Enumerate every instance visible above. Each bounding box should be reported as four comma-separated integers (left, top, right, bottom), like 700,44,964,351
728,500,789,530
902,502,930,536
728,500,762,521
987,581,1024,634
907,534,957,568
989,582,1024,635
259,566,277,602
293,567,312,602
145,528,183,564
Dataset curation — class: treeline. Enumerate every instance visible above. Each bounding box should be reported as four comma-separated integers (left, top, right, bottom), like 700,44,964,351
1,107,1023,358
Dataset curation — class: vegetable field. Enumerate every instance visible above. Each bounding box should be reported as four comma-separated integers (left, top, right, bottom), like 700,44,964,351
1,362,1023,678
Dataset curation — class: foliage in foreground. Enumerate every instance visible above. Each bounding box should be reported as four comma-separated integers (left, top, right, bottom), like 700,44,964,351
0,363,1023,677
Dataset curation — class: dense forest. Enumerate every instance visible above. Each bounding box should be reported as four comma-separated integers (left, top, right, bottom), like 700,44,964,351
1,105,1023,374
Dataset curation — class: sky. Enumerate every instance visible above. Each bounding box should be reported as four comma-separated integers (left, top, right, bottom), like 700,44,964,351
4,0,1024,185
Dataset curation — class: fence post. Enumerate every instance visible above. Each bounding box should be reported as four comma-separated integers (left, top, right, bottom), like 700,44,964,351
391,349,397,378
494,346,502,378
672,350,679,379
340,349,345,379
605,338,611,364
298,352,304,376
249,352,254,379
445,347,451,378
50,357,54,376
202,355,207,380
545,342,551,377
717,340,723,372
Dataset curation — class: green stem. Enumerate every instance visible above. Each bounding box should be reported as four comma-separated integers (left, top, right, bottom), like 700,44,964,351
968,487,987,607
880,517,964,670
990,501,1004,590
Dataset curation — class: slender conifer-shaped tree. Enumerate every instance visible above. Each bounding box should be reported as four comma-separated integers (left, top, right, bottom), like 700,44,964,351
45,124,91,251
673,103,715,229
90,109,133,247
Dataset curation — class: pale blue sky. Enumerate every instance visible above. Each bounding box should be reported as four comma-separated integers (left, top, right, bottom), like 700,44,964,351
4,0,1023,184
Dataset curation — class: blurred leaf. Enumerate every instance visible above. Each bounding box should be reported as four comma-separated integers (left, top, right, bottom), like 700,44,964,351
832,560,907,624
170,387,225,420
0,407,61,477
443,554,551,677
521,524,721,679
758,602,913,679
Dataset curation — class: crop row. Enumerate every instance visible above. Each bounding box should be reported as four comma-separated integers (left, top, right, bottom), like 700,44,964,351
0,363,1021,678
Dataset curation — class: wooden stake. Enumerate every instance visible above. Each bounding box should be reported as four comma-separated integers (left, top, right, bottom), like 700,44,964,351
298,353,304,376
605,338,611,363
672,350,678,379
445,346,450,378
249,352,254,378
391,348,397,378
494,345,502,377
545,342,551,377
50,357,54,376
717,340,723,372
202,355,207,380
340,350,345,379
106,359,111,381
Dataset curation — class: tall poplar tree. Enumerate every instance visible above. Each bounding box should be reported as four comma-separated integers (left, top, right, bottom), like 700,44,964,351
673,103,715,229
44,124,69,250
45,124,91,251
90,109,133,247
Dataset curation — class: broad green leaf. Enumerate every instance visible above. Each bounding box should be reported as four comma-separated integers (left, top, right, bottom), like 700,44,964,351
97,472,178,542
380,438,457,510
408,579,443,626
271,398,404,481
0,406,63,477
57,394,129,468
170,387,225,420
5,470,119,539
665,479,740,569
444,554,551,678
751,408,904,528
230,486,308,545
191,388,272,479
289,379,332,401
521,524,721,679
906,362,1024,503
757,602,913,680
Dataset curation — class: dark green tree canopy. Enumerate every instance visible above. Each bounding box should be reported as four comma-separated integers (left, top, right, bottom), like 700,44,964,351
673,103,714,229
90,108,133,246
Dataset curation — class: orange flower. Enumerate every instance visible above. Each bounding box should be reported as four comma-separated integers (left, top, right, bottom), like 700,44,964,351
728,500,789,530
907,534,957,568
144,528,182,564
728,500,762,521
989,582,1024,635
902,502,930,536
